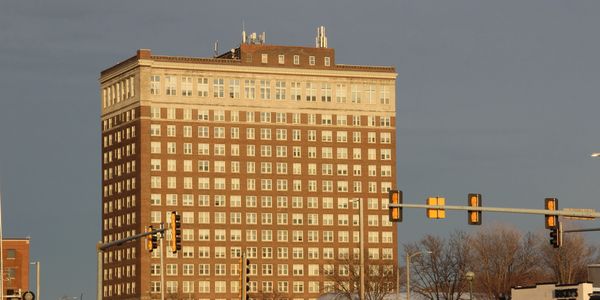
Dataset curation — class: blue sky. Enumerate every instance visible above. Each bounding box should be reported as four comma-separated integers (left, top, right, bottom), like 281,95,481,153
1,0,600,298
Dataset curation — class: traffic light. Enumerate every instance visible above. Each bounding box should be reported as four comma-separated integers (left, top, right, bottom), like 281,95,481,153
549,222,563,248
545,198,558,229
427,197,446,219
146,226,158,252
388,190,403,222
240,254,251,300
467,193,482,225
170,211,181,253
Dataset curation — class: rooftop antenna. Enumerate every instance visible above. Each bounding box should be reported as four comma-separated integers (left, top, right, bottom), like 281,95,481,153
259,32,266,44
316,25,328,48
213,40,219,57
242,20,247,44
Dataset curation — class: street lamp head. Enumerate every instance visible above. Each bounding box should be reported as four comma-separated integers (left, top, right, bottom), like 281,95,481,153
465,271,475,281
592,153,600,158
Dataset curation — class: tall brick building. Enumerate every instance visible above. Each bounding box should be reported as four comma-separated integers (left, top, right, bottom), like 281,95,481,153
100,28,397,300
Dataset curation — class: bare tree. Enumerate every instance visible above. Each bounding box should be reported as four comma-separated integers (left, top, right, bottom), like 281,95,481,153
538,229,598,284
404,231,471,300
323,256,398,300
469,225,544,300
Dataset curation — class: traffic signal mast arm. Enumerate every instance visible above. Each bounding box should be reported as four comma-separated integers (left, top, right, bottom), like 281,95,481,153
388,203,600,219
98,226,167,251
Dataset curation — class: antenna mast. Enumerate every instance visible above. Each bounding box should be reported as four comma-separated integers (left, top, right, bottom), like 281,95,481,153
242,21,247,44
316,25,328,48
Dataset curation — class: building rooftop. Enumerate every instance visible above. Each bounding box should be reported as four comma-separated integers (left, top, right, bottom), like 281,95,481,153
101,27,395,76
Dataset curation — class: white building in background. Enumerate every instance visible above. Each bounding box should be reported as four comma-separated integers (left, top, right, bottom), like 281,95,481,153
512,282,598,300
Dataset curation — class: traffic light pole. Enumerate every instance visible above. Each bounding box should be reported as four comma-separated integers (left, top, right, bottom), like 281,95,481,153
96,226,168,300
388,203,600,219
160,224,165,300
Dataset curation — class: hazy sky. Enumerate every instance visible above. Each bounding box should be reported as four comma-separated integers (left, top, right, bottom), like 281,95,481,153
1,0,600,298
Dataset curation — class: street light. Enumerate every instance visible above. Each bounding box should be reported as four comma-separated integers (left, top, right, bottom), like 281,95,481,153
406,251,432,300
465,271,475,300
30,261,40,300
350,198,365,300
591,153,600,157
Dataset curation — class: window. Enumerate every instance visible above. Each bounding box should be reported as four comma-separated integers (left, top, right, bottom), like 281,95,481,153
183,143,192,155
309,56,315,65
380,86,390,104
275,81,286,100
381,149,392,160
166,125,176,137
181,76,192,96
261,53,268,63
293,55,300,65
165,76,176,95
336,84,347,103
260,80,271,99
197,110,209,121
244,80,256,99
197,77,208,97
6,249,16,260
150,159,161,171
213,78,224,98
214,127,225,138
306,82,316,101
214,110,225,121
351,84,361,103
260,112,271,123
321,83,332,102
380,132,392,144
322,131,333,142
366,85,376,104
150,75,160,95
324,56,331,66
197,126,209,138
229,79,240,98
278,54,285,64
197,143,209,155
291,82,301,101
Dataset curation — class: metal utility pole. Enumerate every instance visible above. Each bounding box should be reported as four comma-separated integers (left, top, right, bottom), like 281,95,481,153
359,198,365,300
406,251,431,300
160,224,165,300
406,254,410,300
396,258,401,300
30,261,40,300
351,198,366,300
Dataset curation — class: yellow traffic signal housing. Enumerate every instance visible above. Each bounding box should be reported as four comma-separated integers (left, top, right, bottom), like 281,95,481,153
388,190,403,222
427,197,446,219
545,198,558,229
170,211,182,253
467,193,482,225
146,226,154,252
549,221,563,248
